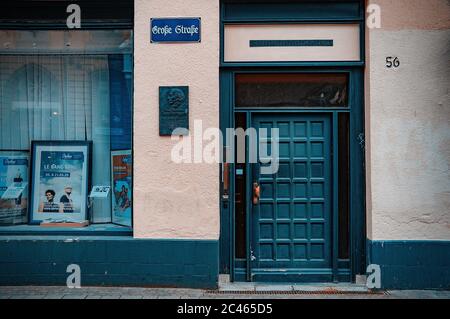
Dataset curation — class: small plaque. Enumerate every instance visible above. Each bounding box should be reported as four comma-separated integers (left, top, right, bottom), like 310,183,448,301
159,86,189,136
89,185,111,198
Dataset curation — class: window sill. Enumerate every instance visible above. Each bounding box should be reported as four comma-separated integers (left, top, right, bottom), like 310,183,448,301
0,223,132,237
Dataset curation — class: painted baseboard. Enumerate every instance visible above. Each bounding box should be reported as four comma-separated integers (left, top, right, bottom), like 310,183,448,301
0,236,219,288
368,240,450,290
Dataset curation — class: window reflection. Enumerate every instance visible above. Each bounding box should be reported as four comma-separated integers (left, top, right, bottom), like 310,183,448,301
0,30,133,224
235,73,348,107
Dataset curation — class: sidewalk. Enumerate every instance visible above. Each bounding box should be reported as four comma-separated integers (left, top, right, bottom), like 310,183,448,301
1,285,449,299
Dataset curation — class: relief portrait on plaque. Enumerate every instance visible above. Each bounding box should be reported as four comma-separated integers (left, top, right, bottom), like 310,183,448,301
159,86,189,136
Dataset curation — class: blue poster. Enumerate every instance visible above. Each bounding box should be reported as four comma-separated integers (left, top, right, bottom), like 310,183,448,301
0,152,29,224
31,144,89,223
38,151,83,213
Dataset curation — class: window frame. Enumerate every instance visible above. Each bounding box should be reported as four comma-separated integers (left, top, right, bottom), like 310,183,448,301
0,0,134,235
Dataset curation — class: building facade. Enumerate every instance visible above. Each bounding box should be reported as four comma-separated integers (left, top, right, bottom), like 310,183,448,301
0,0,449,289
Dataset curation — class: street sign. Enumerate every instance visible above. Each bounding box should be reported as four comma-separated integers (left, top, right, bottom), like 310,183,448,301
151,18,201,43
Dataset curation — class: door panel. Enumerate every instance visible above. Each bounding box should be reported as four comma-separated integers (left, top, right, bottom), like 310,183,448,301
251,114,332,276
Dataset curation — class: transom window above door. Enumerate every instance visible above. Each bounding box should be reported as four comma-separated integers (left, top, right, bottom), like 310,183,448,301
235,73,348,108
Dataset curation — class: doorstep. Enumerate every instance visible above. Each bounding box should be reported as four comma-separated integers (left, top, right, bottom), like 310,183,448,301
218,281,371,294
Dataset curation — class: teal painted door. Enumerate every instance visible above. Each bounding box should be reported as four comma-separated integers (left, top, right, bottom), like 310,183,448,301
250,114,332,281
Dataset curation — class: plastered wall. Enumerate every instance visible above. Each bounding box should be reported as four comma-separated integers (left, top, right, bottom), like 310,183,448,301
133,0,220,239
132,0,450,241
366,0,450,240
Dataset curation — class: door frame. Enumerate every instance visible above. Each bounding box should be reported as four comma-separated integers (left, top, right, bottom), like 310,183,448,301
219,67,366,282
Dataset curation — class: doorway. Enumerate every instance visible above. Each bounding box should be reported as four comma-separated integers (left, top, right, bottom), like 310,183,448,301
221,70,364,282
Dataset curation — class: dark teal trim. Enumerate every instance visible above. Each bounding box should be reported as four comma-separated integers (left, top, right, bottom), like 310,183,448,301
235,108,350,112
221,62,365,68
368,240,450,290
332,112,339,281
245,113,252,281
249,40,333,47
0,1,134,30
219,71,233,275
0,224,132,237
220,0,366,67
0,237,218,288
349,68,366,277
219,0,367,282
222,0,363,22
219,67,365,282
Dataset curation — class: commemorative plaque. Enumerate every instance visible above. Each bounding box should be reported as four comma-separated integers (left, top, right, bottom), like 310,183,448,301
159,86,189,136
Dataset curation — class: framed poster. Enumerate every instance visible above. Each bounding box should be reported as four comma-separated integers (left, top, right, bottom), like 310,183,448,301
111,150,132,227
29,141,92,224
0,151,29,225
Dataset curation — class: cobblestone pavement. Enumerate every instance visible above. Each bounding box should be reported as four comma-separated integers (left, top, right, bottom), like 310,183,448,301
0,286,449,299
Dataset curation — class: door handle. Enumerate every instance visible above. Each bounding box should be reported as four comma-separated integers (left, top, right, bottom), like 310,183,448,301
252,182,260,205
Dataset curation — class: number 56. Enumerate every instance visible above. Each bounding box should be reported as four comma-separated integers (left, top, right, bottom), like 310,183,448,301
386,56,400,68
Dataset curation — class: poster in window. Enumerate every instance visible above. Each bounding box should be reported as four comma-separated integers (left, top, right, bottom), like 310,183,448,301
0,151,29,225
111,150,132,227
29,141,91,224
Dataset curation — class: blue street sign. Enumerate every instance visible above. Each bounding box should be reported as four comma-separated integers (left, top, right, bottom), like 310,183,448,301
151,18,201,43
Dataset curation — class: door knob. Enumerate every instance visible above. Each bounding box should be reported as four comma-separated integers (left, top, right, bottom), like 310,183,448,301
253,182,260,205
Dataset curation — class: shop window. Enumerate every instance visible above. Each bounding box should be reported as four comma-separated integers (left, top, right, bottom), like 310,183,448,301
235,73,348,108
0,30,133,227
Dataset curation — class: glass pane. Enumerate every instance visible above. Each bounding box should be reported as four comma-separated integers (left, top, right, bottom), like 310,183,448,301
0,30,133,226
235,73,348,107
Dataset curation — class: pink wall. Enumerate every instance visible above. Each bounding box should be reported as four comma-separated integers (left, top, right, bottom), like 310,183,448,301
372,0,450,30
133,0,220,239
366,0,450,240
